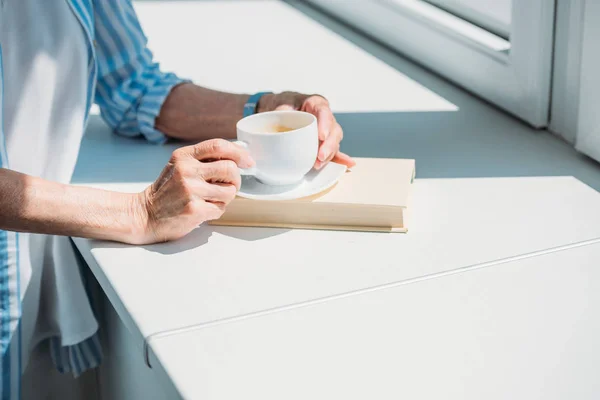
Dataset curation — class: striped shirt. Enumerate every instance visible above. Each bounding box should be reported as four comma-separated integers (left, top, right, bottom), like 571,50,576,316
0,1,186,398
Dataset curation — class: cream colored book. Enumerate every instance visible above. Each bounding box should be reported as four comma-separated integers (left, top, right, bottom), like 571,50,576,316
210,158,415,233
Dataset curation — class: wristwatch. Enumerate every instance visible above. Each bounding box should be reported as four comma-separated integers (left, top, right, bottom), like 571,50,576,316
243,91,272,118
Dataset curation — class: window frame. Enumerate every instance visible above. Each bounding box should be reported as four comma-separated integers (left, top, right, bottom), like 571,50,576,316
572,0,600,161
306,0,555,128
423,0,511,39
549,0,585,144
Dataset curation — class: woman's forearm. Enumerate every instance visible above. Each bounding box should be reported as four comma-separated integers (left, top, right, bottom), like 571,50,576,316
155,83,250,141
0,168,145,243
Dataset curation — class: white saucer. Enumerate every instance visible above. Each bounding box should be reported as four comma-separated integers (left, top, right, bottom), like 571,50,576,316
237,162,347,201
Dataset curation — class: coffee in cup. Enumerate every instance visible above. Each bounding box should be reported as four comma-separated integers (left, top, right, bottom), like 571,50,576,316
265,124,294,134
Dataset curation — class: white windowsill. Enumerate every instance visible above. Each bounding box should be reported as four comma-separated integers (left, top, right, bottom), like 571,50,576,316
383,0,511,53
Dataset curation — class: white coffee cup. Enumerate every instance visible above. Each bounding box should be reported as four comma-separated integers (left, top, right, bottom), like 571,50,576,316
234,110,318,186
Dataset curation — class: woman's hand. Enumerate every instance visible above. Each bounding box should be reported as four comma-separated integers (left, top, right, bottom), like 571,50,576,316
135,139,253,244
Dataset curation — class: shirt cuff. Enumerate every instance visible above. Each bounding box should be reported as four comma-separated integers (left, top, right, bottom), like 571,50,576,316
137,73,190,144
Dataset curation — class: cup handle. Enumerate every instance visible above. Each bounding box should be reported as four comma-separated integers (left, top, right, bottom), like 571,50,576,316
230,140,257,176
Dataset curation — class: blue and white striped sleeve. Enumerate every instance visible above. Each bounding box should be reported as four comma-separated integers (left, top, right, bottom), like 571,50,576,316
92,0,188,144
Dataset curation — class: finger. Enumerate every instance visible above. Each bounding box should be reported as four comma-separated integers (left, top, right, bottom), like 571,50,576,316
303,97,333,141
317,122,343,163
315,144,339,170
199,160,242,190
275,104,296,111
197,181,237,204
174,139,254,168
331,151,356,168
316,106,335,141
202,201,226,221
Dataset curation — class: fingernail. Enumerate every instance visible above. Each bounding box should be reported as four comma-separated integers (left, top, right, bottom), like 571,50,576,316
240,157,255,168
318,149,328,162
